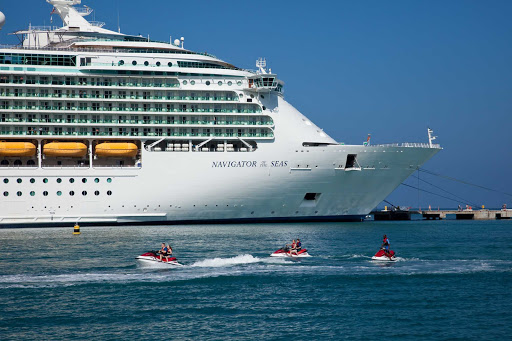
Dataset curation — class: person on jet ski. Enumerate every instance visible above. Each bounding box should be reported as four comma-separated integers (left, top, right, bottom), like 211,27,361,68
158,242,168,261
165,243,173,261
381,235,391,257
295,239,302,252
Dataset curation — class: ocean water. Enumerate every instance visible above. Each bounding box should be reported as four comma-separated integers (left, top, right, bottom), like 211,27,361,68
0,220,511,340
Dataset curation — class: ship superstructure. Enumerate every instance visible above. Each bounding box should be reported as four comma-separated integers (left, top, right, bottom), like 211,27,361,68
0,0,440,226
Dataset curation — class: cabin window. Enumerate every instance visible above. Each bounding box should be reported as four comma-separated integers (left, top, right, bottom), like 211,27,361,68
30,191,35,196
43,191,48,196
70,191,75,196
3,191,8,196
57,191,62,196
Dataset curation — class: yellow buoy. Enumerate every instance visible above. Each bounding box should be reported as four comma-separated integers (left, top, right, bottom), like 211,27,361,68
73,224,81,235
43,142,87,157
0,141,36,157
95,142,138,157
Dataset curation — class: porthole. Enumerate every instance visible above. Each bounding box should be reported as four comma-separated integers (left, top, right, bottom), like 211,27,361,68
132,60,137,66
3,191,8,197
17,178,22,183
168,62,172,67
17,191,22,196
69,191,75,196
262,106,266,110
228,81,232,86
107,178,112,183
119,60,124,66
57,191,62,196
250,94,254,98
14,160,22,166
239,93,244,97
182,80,188,85
237,81,242,86
218,81,222,86
156,61,161,66
82,191,87,196
30,178,35,183
261,95,265,99
107,190,112,196
206,81,211,86
57,178,62,183
190,80,195,85
82,178,87,183
30,191,35,196
43,191,48,196
1,160,8,166
69,178,75,183
144,61,149,66
43,178,48,183
3,179,8,184
94,190,100,196
94,178,100,183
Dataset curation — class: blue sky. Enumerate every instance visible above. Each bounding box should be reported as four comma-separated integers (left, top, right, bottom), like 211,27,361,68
1,0,511,209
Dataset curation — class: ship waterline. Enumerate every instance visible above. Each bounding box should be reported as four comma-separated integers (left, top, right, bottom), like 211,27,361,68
0,0,440,226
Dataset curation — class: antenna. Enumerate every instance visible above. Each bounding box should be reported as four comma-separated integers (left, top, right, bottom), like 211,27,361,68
427,128,437,148
256,57,267,74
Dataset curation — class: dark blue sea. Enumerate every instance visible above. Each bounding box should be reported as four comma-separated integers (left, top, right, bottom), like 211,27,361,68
1,220,511,340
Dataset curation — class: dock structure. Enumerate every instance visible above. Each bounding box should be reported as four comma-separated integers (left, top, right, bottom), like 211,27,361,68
370,209,512,221
422,209,512,220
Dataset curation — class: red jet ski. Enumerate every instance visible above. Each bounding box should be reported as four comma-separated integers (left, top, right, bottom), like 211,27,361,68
270,246,311,258
136,251,184,267
371,248,397,262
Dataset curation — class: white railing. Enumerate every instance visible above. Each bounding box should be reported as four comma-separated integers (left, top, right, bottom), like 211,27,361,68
374,143,441,149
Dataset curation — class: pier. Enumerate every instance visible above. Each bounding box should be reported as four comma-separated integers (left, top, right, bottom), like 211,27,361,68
371,209,512,221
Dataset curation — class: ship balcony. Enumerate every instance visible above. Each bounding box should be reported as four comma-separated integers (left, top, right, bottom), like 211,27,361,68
0,107,263,114
0,130,274,139
0,119,274,126
0,92,240,102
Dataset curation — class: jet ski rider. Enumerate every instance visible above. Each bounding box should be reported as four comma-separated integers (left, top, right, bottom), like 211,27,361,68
158,242,168,261
381,235,390,256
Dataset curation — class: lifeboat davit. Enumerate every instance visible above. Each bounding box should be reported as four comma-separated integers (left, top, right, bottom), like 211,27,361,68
43,142,88,157
0,141,36,157
95,142,138,157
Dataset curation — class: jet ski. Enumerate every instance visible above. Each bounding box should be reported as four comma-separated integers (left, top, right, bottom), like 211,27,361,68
371,248,397,262
270,246,311,258
136,251,184,267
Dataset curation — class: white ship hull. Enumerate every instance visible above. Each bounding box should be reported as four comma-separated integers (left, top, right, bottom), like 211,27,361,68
0,98,439,227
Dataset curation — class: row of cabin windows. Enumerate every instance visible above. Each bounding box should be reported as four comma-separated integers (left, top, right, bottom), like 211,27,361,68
2,178,112,184
3,190,112,197
0,75,244,87
0,53,76,66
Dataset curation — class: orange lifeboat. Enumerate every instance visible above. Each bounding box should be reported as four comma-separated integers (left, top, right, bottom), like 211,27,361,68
0,141,36,157
43,142,88,157
95,142,138,157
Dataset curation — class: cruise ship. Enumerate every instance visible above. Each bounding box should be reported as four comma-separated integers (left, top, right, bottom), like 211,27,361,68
0,0,440,227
